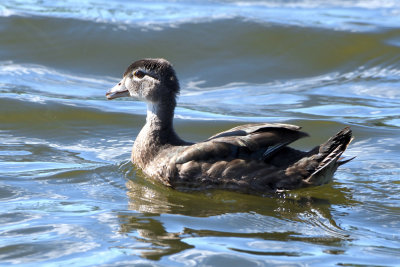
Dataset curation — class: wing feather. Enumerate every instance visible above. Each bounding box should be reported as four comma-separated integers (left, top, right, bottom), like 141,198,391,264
173,123,308,165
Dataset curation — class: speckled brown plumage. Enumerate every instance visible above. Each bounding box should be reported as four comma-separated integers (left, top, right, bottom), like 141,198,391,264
106,58,354,194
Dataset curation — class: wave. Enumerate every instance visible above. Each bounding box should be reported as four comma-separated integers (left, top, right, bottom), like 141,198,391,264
0,61,115,99
2,61,400,127
1,0,399,32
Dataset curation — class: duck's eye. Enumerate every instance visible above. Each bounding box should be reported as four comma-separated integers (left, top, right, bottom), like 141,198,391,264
134,70,145,79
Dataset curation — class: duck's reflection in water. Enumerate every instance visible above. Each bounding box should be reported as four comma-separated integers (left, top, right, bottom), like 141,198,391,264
117,168,355,260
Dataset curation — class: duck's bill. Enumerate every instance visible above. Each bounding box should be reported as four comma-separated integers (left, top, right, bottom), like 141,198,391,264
106,80,130,100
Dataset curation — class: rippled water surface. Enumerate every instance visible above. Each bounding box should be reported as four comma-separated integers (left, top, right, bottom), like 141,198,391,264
1,0,400,266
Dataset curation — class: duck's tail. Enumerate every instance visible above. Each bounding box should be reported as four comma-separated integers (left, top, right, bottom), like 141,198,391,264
282,127,354,188
303,127,354,185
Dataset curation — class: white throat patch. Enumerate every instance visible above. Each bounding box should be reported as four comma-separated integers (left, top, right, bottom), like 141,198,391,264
146,102,159,120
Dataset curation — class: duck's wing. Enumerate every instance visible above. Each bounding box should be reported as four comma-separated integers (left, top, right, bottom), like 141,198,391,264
206,123,303,140
174,123,308,165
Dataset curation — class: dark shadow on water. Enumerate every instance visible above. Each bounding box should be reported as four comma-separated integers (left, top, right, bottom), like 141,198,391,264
116,161,356,260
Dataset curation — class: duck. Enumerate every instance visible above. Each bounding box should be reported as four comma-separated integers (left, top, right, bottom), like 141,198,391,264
106,58,353,194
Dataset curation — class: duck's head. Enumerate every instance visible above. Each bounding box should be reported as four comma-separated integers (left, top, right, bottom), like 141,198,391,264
106,58,180,104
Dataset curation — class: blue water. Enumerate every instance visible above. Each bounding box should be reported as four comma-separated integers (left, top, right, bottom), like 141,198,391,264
1,0,400,266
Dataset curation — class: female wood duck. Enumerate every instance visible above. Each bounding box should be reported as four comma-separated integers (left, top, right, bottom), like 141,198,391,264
106,58,353,194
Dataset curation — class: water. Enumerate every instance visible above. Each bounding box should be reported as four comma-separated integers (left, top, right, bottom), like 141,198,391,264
1,0,400,266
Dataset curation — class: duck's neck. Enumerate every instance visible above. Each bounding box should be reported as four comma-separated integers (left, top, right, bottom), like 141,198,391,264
145,101,174,135
132,100,184,166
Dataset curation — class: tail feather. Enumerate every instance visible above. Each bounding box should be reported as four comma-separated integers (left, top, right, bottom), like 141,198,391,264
303,127,354,185
317,127,353,156
338,156,356,166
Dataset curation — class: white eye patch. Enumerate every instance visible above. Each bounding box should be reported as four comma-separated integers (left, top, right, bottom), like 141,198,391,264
124,77,133,88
